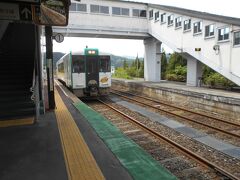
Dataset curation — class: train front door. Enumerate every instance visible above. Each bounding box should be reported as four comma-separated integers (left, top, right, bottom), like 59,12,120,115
86,56,99,94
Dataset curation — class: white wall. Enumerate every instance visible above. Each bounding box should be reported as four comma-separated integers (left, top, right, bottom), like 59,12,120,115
147,6,240,85
64,0,149,39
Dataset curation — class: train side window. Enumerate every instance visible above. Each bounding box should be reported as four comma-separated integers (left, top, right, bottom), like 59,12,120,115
100,57,110,72
58,63,64,73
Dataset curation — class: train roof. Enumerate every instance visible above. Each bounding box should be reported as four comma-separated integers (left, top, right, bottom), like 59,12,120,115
70,51,110,56
71,51,82,55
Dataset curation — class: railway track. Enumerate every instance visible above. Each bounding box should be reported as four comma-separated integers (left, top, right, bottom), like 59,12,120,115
111,89,240,143
85,98,240,180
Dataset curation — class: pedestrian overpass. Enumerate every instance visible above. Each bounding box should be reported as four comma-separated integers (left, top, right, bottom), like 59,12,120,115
53,0,240,86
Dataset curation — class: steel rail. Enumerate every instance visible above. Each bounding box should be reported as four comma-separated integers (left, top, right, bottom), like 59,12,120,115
97,98,240,180
111,91,240,139
111,89,240,128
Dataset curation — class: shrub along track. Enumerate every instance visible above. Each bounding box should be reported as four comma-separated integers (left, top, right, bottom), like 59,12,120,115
111,89,240,147
84,98,240,180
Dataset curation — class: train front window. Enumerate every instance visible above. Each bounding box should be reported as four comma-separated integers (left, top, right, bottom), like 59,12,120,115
72,55,85,73
100,56,110,72
86,57,98,73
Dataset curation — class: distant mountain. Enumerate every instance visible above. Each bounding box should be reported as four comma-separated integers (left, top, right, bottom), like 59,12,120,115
53,52,65,66
99,52,140,67
100,52,144,67
110,54,135,68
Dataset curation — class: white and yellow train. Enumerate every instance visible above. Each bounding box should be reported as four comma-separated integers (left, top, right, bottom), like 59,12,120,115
56,48,111,97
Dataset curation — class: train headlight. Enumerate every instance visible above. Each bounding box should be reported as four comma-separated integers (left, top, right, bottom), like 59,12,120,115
88,50,96,55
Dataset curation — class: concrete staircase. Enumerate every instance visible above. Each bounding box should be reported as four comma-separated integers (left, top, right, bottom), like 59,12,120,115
0,23,35,120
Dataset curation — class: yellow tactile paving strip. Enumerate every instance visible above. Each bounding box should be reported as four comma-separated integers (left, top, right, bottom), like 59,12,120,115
0,117,34,128
54,89,105,180
55,80,80,104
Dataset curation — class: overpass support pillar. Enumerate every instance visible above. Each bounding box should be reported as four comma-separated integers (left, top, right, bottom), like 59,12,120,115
144,38,162,82
186,55,203,86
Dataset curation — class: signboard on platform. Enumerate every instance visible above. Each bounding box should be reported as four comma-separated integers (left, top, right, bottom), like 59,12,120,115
19,4,32,21
4,0,40,4
0,3,20,20
0,2,33,22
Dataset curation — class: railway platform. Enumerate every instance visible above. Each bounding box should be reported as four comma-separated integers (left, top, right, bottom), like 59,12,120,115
112,78,240,120
0,82,176,180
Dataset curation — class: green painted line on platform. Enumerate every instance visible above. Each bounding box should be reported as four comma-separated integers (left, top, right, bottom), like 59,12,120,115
74,102,177,180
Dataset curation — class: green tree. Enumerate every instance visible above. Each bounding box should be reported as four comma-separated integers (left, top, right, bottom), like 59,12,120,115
131,60,136,69
127,66,136,77
167,52,187,73
204,73,235,87
123,59,128,69
113,67,132,79
202,64,236,88
139,60,144,78
127,54,141,77
135,55,141,77
202,65,214,80
135,55,140,69
166,52,187,82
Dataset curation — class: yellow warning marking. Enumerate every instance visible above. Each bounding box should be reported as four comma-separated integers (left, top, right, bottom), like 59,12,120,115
55,89,105,180
0,117,34,128
55,80,80,103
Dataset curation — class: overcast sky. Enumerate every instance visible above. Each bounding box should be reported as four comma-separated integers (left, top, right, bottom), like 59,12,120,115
53,0,239,57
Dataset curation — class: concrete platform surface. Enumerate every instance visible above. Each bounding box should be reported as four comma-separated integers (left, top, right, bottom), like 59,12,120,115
0,112,68,180
113,78,240,102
